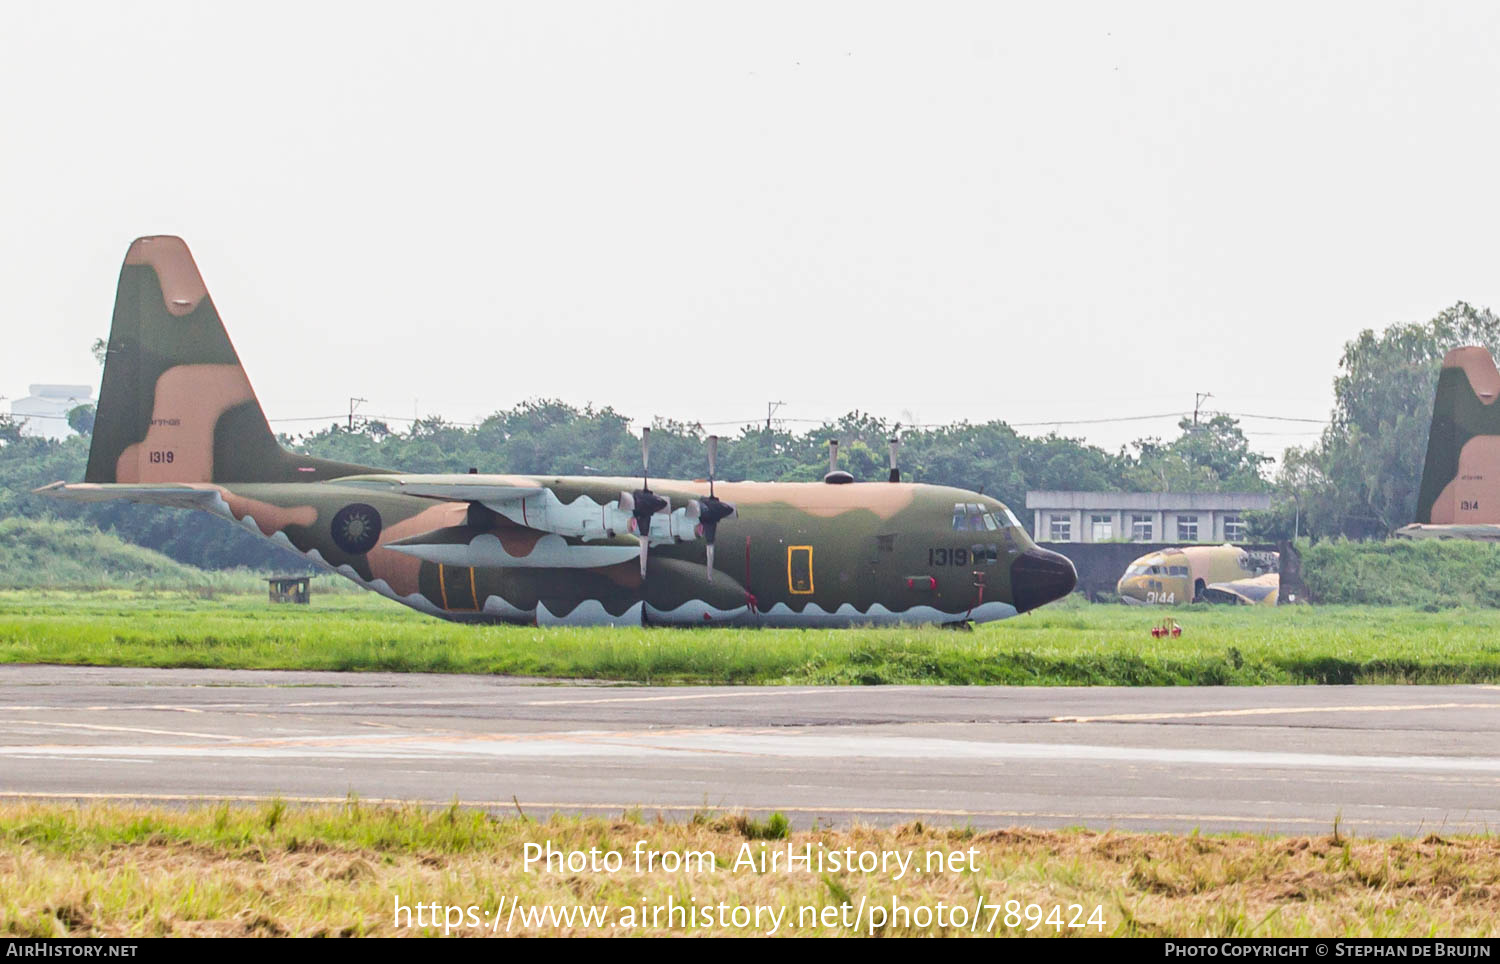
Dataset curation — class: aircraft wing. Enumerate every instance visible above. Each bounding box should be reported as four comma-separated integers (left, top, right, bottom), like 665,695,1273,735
338,475,701,550
333,477,546,504
382,526,641,569
1202,572,1279,606
333,475,682,570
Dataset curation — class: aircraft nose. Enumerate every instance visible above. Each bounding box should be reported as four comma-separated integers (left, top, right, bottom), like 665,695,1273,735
1010,547,1078,613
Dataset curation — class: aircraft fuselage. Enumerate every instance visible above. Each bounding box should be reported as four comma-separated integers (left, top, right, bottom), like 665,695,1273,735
159,473,1072,626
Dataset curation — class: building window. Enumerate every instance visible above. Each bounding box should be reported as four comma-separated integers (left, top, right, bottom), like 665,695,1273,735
1130,514,1153,541
1224,514,1246,542
1090,514,1113,542
1049,514,1072,542
1176,515,1199,541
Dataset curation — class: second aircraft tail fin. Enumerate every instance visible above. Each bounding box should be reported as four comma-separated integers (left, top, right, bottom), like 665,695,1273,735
1415,346,1500,524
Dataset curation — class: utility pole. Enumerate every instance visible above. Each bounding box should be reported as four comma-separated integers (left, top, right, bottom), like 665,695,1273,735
348,397,367,431
1193,392,1213,426
766,400,785,431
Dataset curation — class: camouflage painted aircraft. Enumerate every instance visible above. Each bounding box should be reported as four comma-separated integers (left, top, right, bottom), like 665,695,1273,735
38,236,1078,627
1398,345,1500,541
1115,544,1279,606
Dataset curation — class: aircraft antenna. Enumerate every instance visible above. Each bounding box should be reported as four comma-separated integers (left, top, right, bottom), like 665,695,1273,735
641,427,650,489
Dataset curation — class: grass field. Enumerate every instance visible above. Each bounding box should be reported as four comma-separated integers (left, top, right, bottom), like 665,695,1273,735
0,589,1498,685
1,801,1495,937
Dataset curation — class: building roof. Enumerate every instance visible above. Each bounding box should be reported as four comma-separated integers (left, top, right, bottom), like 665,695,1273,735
1024,491,1273,511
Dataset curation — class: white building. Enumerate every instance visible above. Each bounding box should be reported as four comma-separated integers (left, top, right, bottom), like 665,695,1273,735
8,384,94,440
1024,491,1273,544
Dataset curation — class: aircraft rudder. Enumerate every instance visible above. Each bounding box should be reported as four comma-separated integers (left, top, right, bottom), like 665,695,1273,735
85,236,282,484
1415,346,1500,524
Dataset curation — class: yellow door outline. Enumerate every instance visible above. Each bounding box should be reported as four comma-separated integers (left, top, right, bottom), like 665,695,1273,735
438,564,480,611
787,545,814,594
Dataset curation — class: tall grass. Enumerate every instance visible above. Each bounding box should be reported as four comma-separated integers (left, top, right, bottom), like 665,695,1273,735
2,591,1498,684
1302,538,1500,607
0,517,354,595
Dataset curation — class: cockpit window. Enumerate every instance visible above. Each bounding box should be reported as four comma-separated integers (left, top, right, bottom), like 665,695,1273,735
1127,562,1187,578
957,503,1023,531
952,503,988,531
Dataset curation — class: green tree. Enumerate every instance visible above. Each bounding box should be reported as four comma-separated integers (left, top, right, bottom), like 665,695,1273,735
1308,302,1500,536
1124,415,1271,493
66,404,95,436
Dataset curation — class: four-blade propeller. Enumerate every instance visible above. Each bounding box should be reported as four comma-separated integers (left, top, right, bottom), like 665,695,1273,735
687,435,736,582
617,430,738,581
619,427,669,578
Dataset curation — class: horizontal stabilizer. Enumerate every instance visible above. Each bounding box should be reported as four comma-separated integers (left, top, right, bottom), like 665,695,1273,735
35,481,221,509
1394,522,1500,542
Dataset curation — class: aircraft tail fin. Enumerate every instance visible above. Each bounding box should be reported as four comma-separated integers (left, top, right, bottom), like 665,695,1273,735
1415,346,1500,524
85,236,379,485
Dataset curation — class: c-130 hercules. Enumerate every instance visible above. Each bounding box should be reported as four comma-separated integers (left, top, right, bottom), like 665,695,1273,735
40,236,1077,627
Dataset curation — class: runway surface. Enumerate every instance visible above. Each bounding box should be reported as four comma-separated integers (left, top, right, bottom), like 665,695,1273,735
2,665,1499,835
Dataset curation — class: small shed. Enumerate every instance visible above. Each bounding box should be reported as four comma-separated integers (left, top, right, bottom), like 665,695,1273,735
268,576,311,605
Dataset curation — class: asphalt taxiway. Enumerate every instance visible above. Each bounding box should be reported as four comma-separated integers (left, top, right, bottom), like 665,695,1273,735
2,665,1498,835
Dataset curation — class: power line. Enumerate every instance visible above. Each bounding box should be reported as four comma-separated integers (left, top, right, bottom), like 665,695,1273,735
1008,412,1187,428
6,406,1334,430
1223,411,1329,424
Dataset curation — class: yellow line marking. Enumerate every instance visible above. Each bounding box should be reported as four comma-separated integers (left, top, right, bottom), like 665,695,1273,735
3,720,236,740
0,792,1480,828
1052,702,1500,723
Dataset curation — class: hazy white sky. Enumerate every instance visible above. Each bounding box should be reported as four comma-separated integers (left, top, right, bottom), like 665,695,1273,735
4,1,1499,459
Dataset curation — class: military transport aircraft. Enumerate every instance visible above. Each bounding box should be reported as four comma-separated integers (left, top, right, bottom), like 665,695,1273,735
38,236,1077,627
1397,345,1500,542
1116,544,1279,606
